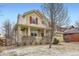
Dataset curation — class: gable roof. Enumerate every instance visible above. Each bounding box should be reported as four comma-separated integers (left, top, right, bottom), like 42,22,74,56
22,9,49,22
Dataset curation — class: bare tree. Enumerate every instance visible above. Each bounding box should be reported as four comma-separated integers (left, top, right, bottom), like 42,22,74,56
42,3,70,48
75,21,79,30
2,20,12,45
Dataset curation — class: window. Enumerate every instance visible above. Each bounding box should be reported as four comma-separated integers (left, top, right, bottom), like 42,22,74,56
32,17,36,24
31,31,37,36
31,33,37,36
21,28,25,31
41,33,44,37
29,16,38,24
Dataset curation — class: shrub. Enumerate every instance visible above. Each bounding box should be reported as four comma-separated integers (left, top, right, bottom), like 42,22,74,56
22,36,26,46
53,38,59,45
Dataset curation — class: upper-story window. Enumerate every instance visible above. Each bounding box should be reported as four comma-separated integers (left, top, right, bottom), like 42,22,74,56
30,16,38,24
32,17,36,24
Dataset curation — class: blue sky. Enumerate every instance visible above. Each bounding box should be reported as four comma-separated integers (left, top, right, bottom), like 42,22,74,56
0,3,42,26
0,3,79,28
64,3,79,25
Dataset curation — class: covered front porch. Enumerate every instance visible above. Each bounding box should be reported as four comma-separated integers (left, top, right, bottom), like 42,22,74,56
18,25,50,38
14,25,51,45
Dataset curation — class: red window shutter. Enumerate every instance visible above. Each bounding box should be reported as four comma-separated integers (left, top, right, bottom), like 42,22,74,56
30,16,32,24
36,17,38,24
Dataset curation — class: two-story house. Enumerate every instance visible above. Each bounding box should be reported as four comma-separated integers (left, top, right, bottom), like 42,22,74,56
14,10,51,45
13,10,64,45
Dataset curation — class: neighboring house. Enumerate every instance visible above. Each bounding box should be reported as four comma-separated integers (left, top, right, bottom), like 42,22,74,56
53,31,64,42
64,26,79,42
14,10,64,45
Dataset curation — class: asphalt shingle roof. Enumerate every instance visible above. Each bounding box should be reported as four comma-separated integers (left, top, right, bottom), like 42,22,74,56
64,28,79,34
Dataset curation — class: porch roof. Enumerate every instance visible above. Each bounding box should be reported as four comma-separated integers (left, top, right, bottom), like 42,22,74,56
15,24,51,30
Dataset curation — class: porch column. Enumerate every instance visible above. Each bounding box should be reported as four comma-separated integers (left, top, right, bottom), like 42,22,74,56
18,26,21,39
44,29,46,36
16,26,22,45
24,28,26,36
28,27,31,36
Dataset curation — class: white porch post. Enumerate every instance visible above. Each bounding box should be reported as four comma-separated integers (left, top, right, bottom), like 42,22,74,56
44,29,46,36
28,27,31,36
16,26,22,45
25,28,26,36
